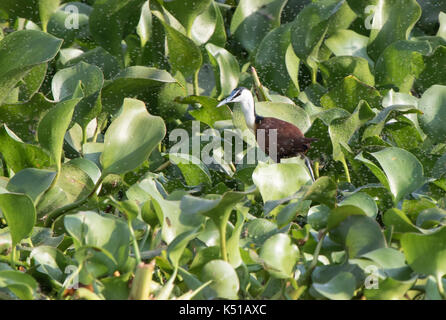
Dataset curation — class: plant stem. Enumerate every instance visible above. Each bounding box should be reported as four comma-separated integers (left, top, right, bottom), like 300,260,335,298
437,273,446,300
82,126,88,145
301,230,327,285
128,220,142,265
251,66,269,102
314,161,320,180
193,69,200,96
311,68,317,84
129,261,155,300
44,177,103,227
219,220,228,262
10,245,16,269
342,160,351,183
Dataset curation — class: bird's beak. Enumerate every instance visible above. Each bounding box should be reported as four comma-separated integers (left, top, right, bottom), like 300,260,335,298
216,97,231,108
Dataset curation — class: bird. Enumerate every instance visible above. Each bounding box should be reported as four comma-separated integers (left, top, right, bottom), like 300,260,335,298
216,87,317,181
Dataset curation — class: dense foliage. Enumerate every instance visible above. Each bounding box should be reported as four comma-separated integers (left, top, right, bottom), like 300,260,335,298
0,0,446,300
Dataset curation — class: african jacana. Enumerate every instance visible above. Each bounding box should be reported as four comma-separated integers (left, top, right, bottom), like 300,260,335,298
217,87,317,181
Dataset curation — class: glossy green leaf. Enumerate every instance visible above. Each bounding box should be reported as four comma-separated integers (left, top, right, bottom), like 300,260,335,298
0,270,37,300
253,162,311,202
418,85,446,144
303,176,337,208
177,95,232,127
0,125,51,172
30,245,68,283
291,0,356,72
47,2,91,45
206,43,240,99
0,193,36,245
325,29,373,65
320,56,375,89
101,98,166,177
89,0,146,61
339,192,378,219
200,260,239,299
312,272,356,300
139,177,204,243
0,30,62,104
329,100,375,162
375,40,431,92
255,23,299,95
64,211,130,269
191,1,226,46
162,0,211,37
101,66,177,116
152,11,202,77
169,153,212,186
416,46,446,92
260,233,299,279
401,226,446,277
6,168,56,203
231,0,287,53
330,215,386,258
38,98,81,173
321,76,381,113
367,0,422,61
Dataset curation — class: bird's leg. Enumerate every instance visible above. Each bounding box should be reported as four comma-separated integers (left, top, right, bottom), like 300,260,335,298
301,154,316,182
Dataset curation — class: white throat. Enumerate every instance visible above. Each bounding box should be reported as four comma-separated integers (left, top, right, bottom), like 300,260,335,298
238,90,256,130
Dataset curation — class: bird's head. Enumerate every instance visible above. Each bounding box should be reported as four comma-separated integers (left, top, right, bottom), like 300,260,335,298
216,87,251,107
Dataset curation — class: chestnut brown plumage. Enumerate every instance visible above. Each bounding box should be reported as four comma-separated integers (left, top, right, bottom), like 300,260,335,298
254,116,316,162
217,87,317,180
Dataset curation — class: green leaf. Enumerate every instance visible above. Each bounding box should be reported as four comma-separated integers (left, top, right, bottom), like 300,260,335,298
253,162,311,202
162,0,211,37
0,270,37,300
375,40,431,92
200,260,239,299
0,30,62,104
89,0,146,61
38,98,82,173
231,0,287,54
47,2,92,45
358,148,425,205
312,272,356,300
18,63,47,102
101,98,166,177
167,229,200,269
30,245,68,283
321,76,381,113
339,192,378,219
401,226,446,277
255,23,299,95
260,233,299,279
418,85,446,144
438,12,446,40
191,1,226,46
169,153,212,187
227,208,248,268
152,10,202,77
56,162,95,203
177,95,232,127
65,47,121,80
52,62,103,102
0,125,51,172
291,0,356,72
362,104,422,140
325,29,373,65
328,100,375,162
367,0,422,61
303,176,337,209
0,193,36,245
139,177,204,243
64,211,130,270
205,43,240,99
320,56,375,89
102,66,177,116
416,47,446,94
6,168,56,203
330,215,386,258
383,208,420,234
